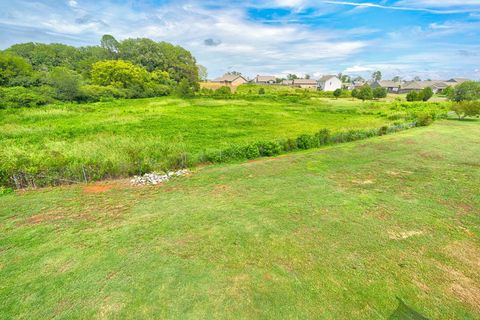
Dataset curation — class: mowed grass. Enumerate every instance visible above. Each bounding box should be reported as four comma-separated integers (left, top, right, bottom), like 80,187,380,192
1,120,479,319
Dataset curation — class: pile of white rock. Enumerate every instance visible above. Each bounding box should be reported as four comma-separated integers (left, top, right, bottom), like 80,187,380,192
130,169,189,186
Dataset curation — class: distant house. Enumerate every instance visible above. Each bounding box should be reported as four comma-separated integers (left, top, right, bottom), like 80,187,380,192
371,80,402,93
446,78,469,85
281,79,293,86
399,80,450,94
214,74,248,86
292,78,318,89
317,75,342,92
253,75,276,84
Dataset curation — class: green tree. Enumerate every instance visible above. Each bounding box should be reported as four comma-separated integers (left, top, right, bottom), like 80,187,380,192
421,87,433,101
371,71,382,81
305,74,311,79
0,53,33,86
373,87,387,99
443,86,454,99
197,65,208,81
176,78,194,98
357,85,373,101
333,88,342,99
452,81,480,102
287,74,298,80
413,76,422,81
451,101,480,119
351,88,359,99
100,34,119,59
47,67,82,101
91,60,149,89
392,76,401,82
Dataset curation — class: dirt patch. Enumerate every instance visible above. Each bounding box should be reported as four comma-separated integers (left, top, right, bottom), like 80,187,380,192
227,273,250,297
388,230,425,240
440,264,480,312
25,211,93,225
352,179,374,185
83,185,113,193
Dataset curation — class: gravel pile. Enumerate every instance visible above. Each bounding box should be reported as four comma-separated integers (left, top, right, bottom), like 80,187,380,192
130,169,189,186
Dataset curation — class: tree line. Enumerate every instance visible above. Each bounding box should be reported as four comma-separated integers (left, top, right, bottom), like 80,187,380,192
0,35,200,108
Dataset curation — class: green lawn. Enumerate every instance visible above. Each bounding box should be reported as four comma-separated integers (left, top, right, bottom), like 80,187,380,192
0,96,395,187
1,120,479,319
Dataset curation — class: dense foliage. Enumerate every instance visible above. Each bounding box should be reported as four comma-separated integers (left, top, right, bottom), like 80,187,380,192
0,35,199,107
406,87,434,102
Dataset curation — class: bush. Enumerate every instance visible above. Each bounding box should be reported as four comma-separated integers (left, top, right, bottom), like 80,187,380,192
0,86,51,108
406,91,419,102
48,67,83,101
415,112,433,126
80,85,127,101
452,81,480,102
333,88,342,99
351,88,358,98
258,87,265,95
373,87,387,99
356,85,373,101
215,86,232,95
421,87,433,101
256,141,281,156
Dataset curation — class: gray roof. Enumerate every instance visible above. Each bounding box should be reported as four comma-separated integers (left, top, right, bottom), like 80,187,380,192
447,78,469,83
318,75,338,82
402,80,450,90
375,80,402,88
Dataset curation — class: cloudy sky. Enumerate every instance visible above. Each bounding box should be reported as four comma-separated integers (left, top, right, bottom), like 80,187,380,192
1,0,479,80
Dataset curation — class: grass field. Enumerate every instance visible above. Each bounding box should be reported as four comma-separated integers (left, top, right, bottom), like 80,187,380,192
1,120,479,319
1,96,400,187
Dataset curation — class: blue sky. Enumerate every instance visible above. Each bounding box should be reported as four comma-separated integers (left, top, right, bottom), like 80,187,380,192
1,0,479,80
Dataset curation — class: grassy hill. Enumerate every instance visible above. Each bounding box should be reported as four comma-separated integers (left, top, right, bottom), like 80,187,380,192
1,120,478,319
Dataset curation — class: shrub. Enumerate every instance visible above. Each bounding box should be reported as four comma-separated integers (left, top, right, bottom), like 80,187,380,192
333,88,342,99
256,141,281,156
373,87,387,99
297,134,317,149
421,87,433,101
47,67,82,101
351,88,358,98
356,85,373,101
215,86,232,95
406,91,419,102
452,81,480,102
415,112,433,126
0,86,51,108
258,87,265,95
244,144,260,159
80,85,127,101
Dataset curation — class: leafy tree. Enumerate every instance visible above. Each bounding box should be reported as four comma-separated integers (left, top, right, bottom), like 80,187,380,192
91,60,149,89
371,71,382,81
356,85,373,101
443,86,454,99
413,76,421,81
421,87,433,101
339,74,351,83
0,53,33,86
351,88,359,99
118,38,199,87
287,74,298,80
451,101,480,119
197,65,208,81
452,81,480,102
176,78,194,98
373,87,387,99
47,67,82,101
392,76,401,82
305,74,311,79
333,88,342,99
353,76,364,82
101,34,119,59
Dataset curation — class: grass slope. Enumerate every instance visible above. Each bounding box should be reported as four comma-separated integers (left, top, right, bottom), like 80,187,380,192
1,120,479,319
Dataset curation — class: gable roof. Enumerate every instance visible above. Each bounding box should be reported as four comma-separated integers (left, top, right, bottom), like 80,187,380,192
255,75,276,82
318,75,338,82
214,74,247,82
375,80,402,88
447,78,469,83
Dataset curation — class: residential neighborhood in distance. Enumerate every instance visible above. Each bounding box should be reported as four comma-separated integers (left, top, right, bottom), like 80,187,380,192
210,73,470,93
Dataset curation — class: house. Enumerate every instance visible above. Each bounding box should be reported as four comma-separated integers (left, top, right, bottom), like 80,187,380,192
253,75,276,84
446,78,469,85
399,80,450,94
292,78,318,89
317,75,342,92
214,74,248,86
371,80,402,93
281,79,293,86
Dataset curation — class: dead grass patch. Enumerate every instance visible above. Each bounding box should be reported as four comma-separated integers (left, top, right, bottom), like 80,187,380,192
388,230,425,240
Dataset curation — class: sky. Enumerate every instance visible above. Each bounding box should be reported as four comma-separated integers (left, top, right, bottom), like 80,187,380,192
0,0,479,80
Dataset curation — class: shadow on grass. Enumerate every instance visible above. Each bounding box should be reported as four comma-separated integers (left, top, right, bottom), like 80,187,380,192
389,298,429,320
